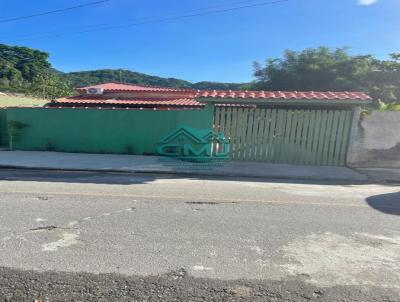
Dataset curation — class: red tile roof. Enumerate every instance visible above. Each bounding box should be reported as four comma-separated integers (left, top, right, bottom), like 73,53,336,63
55,96,203,107
77,83,371,100
195,90,371,100
58,83,372,109
78,83,193,93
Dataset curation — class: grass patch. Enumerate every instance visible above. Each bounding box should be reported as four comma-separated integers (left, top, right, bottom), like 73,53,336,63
0,95,48,107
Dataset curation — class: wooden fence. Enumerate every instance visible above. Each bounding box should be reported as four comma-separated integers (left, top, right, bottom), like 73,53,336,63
214,106,353,166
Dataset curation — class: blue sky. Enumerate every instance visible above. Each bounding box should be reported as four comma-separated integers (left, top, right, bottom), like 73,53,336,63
0,0,398,83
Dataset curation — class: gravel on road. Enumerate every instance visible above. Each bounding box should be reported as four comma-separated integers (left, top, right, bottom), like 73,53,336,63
0,267,399,302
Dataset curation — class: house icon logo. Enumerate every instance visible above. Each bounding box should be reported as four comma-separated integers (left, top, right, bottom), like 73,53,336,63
157,126,230,160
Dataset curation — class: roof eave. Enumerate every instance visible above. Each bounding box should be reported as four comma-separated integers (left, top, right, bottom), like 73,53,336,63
197,98,373,106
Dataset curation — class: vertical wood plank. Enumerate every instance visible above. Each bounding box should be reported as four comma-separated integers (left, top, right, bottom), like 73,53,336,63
304,110,316,165
321,110,334,165
229,108,238,160
219,107,227,156
310,110,323,165
293,110,305,165
332,110,346,165
251,109,261,160
271,109,283,163
214,107,221,132
235,108,243,160
256,108,266,161
266,108,278,161
213,107,220,155
338,110,353,165
223,107,232,159
249,109,258,161
224,107,232,137
281,109,293,163
261,109,272,161
299,110,311,164
269,109,278,163
286,109,299,164
283,109,291,163
220,107,226,133
245,109,255,161
315,110,328,165
239,108,249,161
327,110,341,165
278,109,291,163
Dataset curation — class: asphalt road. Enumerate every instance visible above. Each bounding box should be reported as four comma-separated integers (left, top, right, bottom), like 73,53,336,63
0,169,399,301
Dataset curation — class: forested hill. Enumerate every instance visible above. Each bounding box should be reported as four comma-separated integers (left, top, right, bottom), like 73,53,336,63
61,69,192,89
0,44,50,92
0,43,245,98
60,69,245,90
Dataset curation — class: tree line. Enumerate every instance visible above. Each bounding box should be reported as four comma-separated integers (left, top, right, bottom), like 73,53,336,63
61,69,244,91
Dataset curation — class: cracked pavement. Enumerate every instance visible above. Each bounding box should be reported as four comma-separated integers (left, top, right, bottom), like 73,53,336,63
0,169,399,301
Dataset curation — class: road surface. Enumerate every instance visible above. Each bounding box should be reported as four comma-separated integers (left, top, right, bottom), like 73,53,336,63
0,169,399,301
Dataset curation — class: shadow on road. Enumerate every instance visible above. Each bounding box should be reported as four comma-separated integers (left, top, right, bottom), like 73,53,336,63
366,192,400,215
0,169,160,185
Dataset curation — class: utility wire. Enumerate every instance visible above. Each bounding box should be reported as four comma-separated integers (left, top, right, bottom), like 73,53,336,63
0,0,111,24
5,0,289,43
109,0,266,24
0,0,262,40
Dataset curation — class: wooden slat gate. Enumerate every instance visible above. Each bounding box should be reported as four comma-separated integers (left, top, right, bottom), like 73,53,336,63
214,107,353,166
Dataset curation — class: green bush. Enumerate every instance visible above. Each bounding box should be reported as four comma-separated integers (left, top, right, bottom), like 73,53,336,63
378,100,400,111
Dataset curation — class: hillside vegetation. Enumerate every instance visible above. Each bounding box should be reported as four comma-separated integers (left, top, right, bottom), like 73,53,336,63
61,70,245,90
0,44,245,101
0,44,50,90
61,69,192,89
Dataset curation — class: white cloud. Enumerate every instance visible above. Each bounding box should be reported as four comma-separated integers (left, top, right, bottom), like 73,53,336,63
358,0,379,5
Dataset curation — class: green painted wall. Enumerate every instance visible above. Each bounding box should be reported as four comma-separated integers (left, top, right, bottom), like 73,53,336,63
5,105,214,154
0,109,8,148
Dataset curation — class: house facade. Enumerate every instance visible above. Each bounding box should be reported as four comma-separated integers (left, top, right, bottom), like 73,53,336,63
2,82,372,166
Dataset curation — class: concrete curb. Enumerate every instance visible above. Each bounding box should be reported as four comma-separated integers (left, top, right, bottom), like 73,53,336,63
0,164,377,184
355,168,400,184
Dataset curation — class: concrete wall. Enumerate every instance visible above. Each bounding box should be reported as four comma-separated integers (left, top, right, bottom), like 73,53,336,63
347,110,400,168
5,105,214,155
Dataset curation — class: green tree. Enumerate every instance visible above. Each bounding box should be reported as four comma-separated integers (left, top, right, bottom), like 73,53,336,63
30,72,74,99
362,53,400,103
250,47,400,104
0,44,51,92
